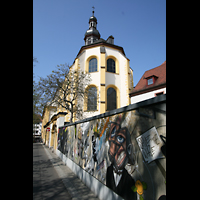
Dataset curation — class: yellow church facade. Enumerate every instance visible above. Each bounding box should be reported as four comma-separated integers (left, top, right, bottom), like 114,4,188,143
65,11,133,121
41,11,133,148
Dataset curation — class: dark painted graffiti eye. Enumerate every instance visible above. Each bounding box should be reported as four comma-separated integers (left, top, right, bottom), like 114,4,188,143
111,126,116,137
117,135,124,143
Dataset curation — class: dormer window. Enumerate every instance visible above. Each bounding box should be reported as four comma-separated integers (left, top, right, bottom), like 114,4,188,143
147,78,153,85
145,75,158,86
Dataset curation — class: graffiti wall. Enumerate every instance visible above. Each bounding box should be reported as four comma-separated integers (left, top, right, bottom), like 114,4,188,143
57,101,166,200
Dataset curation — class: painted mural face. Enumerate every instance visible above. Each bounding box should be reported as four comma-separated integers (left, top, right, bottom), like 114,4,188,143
108,116,134,173
57,103,166,200
109,122,127,171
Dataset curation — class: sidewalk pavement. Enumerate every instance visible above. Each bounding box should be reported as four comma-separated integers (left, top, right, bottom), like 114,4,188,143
42,144,100,200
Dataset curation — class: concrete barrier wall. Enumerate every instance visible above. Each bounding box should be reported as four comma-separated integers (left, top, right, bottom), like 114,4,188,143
57,94,166,200
56,148,123,200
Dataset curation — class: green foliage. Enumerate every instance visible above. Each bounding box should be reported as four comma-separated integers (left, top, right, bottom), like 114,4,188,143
131,185,137,192
131,180,147,200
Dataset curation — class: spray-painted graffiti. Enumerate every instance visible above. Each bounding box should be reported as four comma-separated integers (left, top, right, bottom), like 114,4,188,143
106,115,136,199
136,126,165,163
57,103,166,200
131,180,147,200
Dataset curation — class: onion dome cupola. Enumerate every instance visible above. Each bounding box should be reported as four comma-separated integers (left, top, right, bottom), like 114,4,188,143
84,9,101,45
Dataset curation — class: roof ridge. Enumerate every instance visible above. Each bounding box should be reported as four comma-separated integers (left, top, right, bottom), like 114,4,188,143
144,61,166,73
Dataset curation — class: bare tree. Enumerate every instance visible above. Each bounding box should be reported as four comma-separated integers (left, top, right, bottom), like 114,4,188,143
37,64,92,123
33,57,42,124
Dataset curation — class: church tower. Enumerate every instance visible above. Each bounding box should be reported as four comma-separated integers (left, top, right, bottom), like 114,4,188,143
84,10,101,45
64,9,134,121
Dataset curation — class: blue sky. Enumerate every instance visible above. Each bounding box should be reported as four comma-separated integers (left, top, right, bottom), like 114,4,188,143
33,0,166,86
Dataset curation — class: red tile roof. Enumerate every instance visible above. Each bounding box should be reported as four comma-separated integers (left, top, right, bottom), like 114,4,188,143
129,61,166,97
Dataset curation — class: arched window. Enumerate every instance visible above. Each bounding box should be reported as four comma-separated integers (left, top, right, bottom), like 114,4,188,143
87,87,97,111
107,87,116,111
107,58,115,73
89,58,97,72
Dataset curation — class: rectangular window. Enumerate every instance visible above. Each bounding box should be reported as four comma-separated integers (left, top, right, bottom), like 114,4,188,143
147,78,153,85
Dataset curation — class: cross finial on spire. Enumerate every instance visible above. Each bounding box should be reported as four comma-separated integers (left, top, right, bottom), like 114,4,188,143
92,6,95,15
